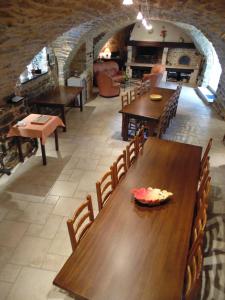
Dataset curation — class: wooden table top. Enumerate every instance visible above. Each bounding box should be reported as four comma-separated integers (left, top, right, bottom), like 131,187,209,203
32,86,83,106
53,138,202,300
120,87,176,120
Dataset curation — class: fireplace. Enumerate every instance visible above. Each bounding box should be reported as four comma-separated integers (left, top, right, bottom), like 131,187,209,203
135,46,163,64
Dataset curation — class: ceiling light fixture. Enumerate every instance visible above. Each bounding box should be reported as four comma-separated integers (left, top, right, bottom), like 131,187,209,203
122,0,133,5
124,0,153,31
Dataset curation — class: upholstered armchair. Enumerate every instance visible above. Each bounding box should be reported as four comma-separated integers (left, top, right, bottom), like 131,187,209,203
142,64,166,87
94,61,124,83
96,72,120,97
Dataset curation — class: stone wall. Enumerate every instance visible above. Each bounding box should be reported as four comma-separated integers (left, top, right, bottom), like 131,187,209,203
0,0,225,112
69,43,86,76
167,48,201,67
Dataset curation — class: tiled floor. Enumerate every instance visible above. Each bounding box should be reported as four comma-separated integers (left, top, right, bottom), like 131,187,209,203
0,84,224,299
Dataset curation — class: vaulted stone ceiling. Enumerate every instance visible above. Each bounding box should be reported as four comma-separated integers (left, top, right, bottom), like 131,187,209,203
0,0,225,102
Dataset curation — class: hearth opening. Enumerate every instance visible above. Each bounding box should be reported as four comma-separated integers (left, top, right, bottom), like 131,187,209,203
135,46,163,64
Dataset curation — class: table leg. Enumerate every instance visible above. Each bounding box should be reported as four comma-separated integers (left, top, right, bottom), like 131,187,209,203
60,106,66,132
54,128,59,151
40,139,47,165
122,114,129,141
16,137,24,162
79,91,83,112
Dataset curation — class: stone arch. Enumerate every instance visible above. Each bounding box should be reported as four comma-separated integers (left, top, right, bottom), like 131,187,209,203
0,1,225,107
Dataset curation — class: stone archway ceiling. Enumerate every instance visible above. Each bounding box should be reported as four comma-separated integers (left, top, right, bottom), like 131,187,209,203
0,0,225,101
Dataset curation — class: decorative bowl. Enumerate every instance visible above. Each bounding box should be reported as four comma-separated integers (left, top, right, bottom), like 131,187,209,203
131,187,173,207
150,94,162,101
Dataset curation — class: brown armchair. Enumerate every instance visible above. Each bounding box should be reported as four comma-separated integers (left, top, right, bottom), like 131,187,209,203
142,64,165,87
96,72,120,97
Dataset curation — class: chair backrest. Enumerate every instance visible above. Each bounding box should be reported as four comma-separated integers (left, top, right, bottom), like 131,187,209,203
96,166,115,211
113,150,127,185
151,64,166,74
143,80,151,91
183,233,204,300
136,126,145,153
67,195,94,252
126,138,138,168
191,202,207,246
130,89,136,102
201,138,212,168
200,156,210,180
121,92,129,108
156,106,170,138
197,171,211,209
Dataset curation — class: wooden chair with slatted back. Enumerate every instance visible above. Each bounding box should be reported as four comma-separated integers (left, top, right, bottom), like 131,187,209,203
126,137,138,168
155,107,169,138
172,84,182,118
200,156,210,181
191,202,207,247
136,126,145,153
67,195,94,252
144,79,151,91
134,87,141,98
121,92,129,108
113,150,127,186
197,171,211,210
96,166,115,211
183,233,204,300
201,138,212,170
130,89,136,102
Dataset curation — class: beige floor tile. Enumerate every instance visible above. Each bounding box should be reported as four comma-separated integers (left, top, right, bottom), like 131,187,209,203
48,231,71,257
52,197,82,217
9,202,54,225
0,281,12,300
49,181,78,197
39,215,63,239
44,195,59,205
7,267,56,300
41,254,67,272
0,247,14,269
10,236,51,267
76,157,99,171
0,264,21,283
0,221,29,248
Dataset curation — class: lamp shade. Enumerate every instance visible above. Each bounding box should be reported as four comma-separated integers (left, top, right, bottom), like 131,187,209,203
136,11,143,20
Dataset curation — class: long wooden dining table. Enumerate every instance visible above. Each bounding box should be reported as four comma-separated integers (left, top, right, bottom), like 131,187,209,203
120,87,176,141
53,138,202,300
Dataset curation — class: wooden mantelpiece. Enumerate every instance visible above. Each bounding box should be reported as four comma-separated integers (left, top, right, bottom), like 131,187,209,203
128,41,195,49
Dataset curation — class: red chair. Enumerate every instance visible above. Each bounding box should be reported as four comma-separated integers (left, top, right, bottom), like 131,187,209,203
142,64,165,87
96,72,120,97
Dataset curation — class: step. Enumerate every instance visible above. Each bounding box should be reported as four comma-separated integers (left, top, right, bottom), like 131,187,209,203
196,86,216,103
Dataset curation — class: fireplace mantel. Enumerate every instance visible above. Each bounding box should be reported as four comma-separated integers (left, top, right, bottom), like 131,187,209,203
126,62,199,71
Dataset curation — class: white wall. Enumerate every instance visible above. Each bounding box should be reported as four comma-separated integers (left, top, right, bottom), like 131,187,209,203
130,21,192,43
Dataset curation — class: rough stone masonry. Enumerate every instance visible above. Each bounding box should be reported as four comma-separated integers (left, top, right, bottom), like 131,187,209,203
0,0,225,110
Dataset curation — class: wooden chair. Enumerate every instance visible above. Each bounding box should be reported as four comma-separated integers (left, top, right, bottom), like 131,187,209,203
96,166,115,211
171,84,182,118
126,138,138,168
136,126,145,153
134,87,141,98
197,171,211,209
121,92,129,108
183,233,204,300
191,202,207,247
200,138,212,173
67,195,94,252
130,89,136,102
143,79,151,91
113,150,127,185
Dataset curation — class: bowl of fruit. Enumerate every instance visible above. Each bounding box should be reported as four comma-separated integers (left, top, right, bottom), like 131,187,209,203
131,187,173,207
